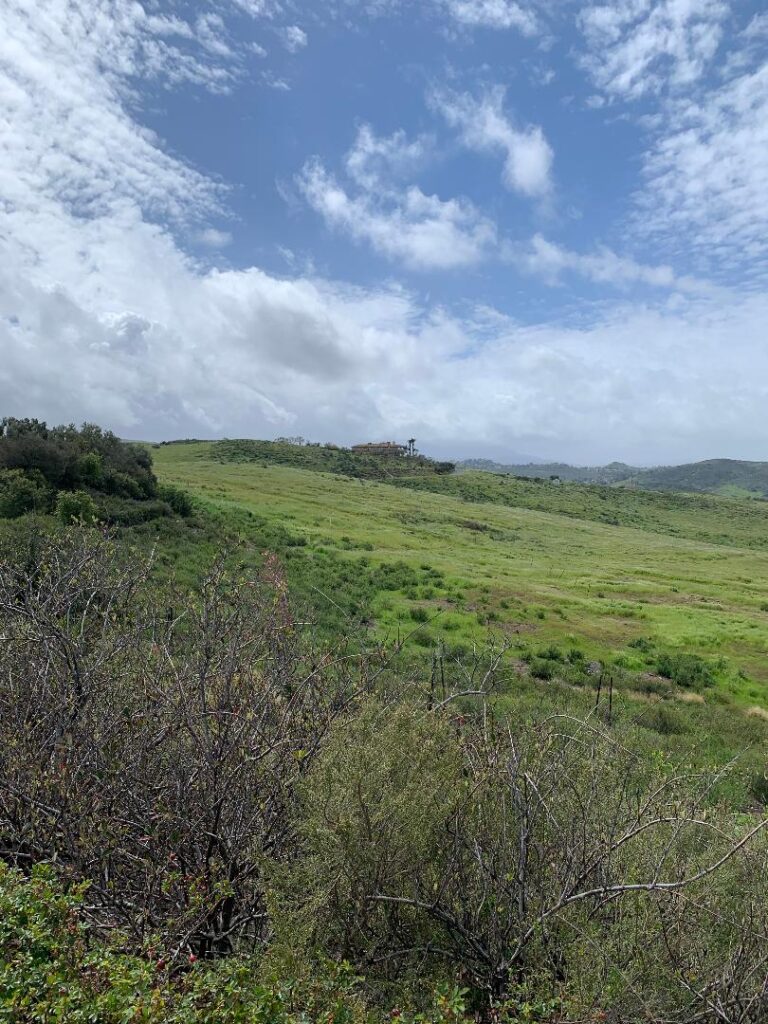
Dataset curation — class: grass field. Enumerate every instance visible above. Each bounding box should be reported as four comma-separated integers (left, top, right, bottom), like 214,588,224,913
152,442,768,712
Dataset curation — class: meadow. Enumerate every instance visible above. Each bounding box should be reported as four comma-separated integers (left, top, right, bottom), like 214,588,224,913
152,442,768,711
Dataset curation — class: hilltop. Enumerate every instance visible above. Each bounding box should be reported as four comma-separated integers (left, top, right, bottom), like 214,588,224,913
625,458,768,497
457,458,638,484
458,455,768,497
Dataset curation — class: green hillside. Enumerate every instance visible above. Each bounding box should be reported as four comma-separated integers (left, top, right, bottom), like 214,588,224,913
458,458,638,483
152,441,768,709
461,455,768,497
628,458,768,497
6,434,768,1022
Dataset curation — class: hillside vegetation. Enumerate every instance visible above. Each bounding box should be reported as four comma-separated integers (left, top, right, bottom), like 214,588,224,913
460,455,768,497
0,417,191,524
626,458,768,497
5,429,768,1021
194,437,455,478
458,458,638,484
152,442,768,709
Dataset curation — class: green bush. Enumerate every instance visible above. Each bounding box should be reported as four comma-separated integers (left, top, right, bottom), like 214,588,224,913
0,468,50,518
55,489,98,524
640,704,688,736
529,658,555,680
656,651,715,690
0,864,469,1024
410,605,430,622
158,483,194,517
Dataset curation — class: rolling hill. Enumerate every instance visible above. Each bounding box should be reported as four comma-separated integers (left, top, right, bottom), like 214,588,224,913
458,456,768,497
152,440,768,711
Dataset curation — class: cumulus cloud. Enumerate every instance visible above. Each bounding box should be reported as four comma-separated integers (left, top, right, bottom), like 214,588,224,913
579,0,728,100
431,86,553,197
298,158,497,270
4,0,768,464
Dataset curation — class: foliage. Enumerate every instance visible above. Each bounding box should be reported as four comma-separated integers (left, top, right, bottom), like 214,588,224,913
291,700,768,1019
55,488,98,523
0,527,374,958
211,438,455,481
0,469,50,518
0,417,156,498
0,863,376,1024
656,651,716,690
2,521,768,1021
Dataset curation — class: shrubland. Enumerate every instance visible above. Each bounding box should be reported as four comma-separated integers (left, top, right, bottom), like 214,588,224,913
3,431,768,1020
0,417,191,525
1,519,768,1021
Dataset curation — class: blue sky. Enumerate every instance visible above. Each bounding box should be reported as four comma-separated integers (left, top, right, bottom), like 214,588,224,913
1,0,767,463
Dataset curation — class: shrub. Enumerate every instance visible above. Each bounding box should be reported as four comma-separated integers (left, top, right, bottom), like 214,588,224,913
158,483,194,517
55,489,97,524
640,704,688,736
656,651,715,690
529,658,555,680
410,605,430,622
0,468,50,518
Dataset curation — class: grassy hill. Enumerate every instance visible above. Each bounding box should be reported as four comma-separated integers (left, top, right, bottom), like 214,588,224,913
627,458,768,497
458,458,638,483
152,441,768,713
6,434,768,1021
161,437,455,479
460,455,768,497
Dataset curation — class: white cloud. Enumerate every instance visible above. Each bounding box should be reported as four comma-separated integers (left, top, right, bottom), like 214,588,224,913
197,228,234,249
442,0,538,34
637,62,768,276
579,0,728,100
280,25,308,52
431,86,553,197
345,125,433,189
298,159,496,270
4,0,768,465
515,235,706,292
333,0,541,34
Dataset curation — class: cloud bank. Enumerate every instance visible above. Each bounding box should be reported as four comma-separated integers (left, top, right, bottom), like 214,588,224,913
2,0,768,466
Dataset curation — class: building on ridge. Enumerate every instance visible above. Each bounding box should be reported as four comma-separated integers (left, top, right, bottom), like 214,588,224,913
351,441,409,457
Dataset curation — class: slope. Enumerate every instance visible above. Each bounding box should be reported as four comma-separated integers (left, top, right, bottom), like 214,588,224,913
153,442,768,707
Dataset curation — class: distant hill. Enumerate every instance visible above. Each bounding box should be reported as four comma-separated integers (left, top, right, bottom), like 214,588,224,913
458,456,768,497
626,459,768,498
457,459,639,484
203,438,456,480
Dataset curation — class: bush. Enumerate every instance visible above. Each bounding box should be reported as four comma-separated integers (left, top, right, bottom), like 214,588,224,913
410,605,430,622
640,704,688,736
0,864,376,1024
529,658,555,680
158,483,194,517
656,651,715,690
55,489,97,524
0,468,50,518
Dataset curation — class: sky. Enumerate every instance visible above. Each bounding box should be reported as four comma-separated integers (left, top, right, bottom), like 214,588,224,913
0,0,767,465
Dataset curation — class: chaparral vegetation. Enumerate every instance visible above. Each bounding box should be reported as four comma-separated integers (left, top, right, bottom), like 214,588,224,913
2,426,768,1022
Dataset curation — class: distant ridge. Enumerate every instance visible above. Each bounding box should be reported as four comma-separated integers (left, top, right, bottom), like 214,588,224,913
458,457,768,497
457,459,640,484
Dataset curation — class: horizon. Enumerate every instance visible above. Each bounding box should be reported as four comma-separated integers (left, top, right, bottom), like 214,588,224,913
2,1,767,464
